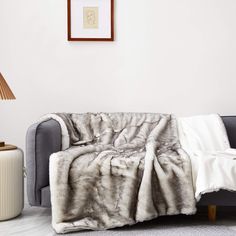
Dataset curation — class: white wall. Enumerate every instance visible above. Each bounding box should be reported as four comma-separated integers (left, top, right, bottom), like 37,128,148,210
1,0,236,150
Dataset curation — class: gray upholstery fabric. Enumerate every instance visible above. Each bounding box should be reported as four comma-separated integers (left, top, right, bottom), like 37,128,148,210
198,190,236,206
26,116,236,208
26,119,61,206
222,116,236,148
41,186,51,207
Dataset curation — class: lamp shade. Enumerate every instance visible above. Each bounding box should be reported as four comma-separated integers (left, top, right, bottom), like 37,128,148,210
0,73,16,100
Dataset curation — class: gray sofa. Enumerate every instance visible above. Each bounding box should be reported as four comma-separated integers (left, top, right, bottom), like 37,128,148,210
26,116,236,209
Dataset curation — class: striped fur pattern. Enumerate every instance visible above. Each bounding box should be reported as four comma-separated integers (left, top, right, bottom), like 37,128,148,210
46,113,196,233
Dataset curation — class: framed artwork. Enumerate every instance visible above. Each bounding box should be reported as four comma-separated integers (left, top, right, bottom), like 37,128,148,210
67,0,114,41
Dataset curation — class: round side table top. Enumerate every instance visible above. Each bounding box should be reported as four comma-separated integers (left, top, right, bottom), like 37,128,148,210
0,144,17,151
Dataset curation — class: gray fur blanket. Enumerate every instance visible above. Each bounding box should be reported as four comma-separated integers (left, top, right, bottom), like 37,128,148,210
42,113,196,233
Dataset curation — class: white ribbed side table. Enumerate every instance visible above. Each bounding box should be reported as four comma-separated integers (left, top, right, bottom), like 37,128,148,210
0,148,24,220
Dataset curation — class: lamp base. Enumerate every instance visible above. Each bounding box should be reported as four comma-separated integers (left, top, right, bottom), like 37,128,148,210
0,141,17,151
0,141,5,147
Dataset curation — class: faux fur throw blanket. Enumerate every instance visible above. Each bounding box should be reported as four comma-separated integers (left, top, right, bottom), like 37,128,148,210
41,113,196,233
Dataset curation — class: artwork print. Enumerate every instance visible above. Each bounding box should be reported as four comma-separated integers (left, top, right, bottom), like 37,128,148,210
83,7,99,29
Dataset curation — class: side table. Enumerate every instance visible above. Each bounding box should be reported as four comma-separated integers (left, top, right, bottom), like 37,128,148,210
0,148,24,220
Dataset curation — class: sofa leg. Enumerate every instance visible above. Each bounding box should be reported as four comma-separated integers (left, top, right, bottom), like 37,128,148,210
208,205,217,221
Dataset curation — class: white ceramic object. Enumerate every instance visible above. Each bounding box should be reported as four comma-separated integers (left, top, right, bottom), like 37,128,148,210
0,149,24,220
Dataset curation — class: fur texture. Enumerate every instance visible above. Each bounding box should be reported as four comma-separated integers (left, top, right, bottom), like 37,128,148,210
46,113,196,233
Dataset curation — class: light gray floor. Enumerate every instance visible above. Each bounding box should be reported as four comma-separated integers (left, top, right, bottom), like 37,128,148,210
1,205,236,236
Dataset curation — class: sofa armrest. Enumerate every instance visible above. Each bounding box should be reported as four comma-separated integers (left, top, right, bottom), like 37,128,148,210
26,119,62,206
222,116,236,148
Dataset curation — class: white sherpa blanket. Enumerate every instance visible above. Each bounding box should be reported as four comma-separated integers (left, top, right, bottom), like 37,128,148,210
177,114,236,201
41,113,196,234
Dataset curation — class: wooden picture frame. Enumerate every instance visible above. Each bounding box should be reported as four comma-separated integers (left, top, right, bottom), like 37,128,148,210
67,0,114,41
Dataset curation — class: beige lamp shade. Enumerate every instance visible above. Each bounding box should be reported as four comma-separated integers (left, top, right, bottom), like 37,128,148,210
0,73,16,100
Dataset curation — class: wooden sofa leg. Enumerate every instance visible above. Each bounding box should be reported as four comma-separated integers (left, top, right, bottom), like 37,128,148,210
208,205,217,221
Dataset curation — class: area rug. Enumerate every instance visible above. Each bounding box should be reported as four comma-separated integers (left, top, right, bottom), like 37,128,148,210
1,205,236,236
75,216,236,236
